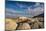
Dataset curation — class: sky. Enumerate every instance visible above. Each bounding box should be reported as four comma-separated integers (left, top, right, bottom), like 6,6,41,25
5,1,44,18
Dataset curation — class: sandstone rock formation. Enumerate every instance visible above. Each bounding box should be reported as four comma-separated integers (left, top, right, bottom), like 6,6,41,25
5,18,17,30
5,16,44,30
15,17,30,23
17,23,31,30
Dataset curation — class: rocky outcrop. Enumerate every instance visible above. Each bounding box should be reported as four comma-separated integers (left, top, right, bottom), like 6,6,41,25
17,23,31,30
15,17,32,23
5,16,44,31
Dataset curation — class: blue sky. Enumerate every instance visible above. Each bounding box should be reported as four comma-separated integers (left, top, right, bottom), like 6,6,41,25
5,1,44,18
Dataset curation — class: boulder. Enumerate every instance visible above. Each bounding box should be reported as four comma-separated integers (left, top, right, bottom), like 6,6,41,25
16,17,31,23
38,22,44,28
17,23,31,30
31,23,39,29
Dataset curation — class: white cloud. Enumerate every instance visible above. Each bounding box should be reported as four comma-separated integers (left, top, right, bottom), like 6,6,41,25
5,8,26,18
5,8,25,14
5,2,44,18
6,5,44,18
34,3,40,6
27,5,44,17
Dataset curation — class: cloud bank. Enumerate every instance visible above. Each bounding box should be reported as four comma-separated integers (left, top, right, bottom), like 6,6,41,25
5,1,44,18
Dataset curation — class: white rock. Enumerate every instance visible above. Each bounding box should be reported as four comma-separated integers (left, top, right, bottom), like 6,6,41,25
32,23,39,29
17,23,31,30
16,17,29,23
